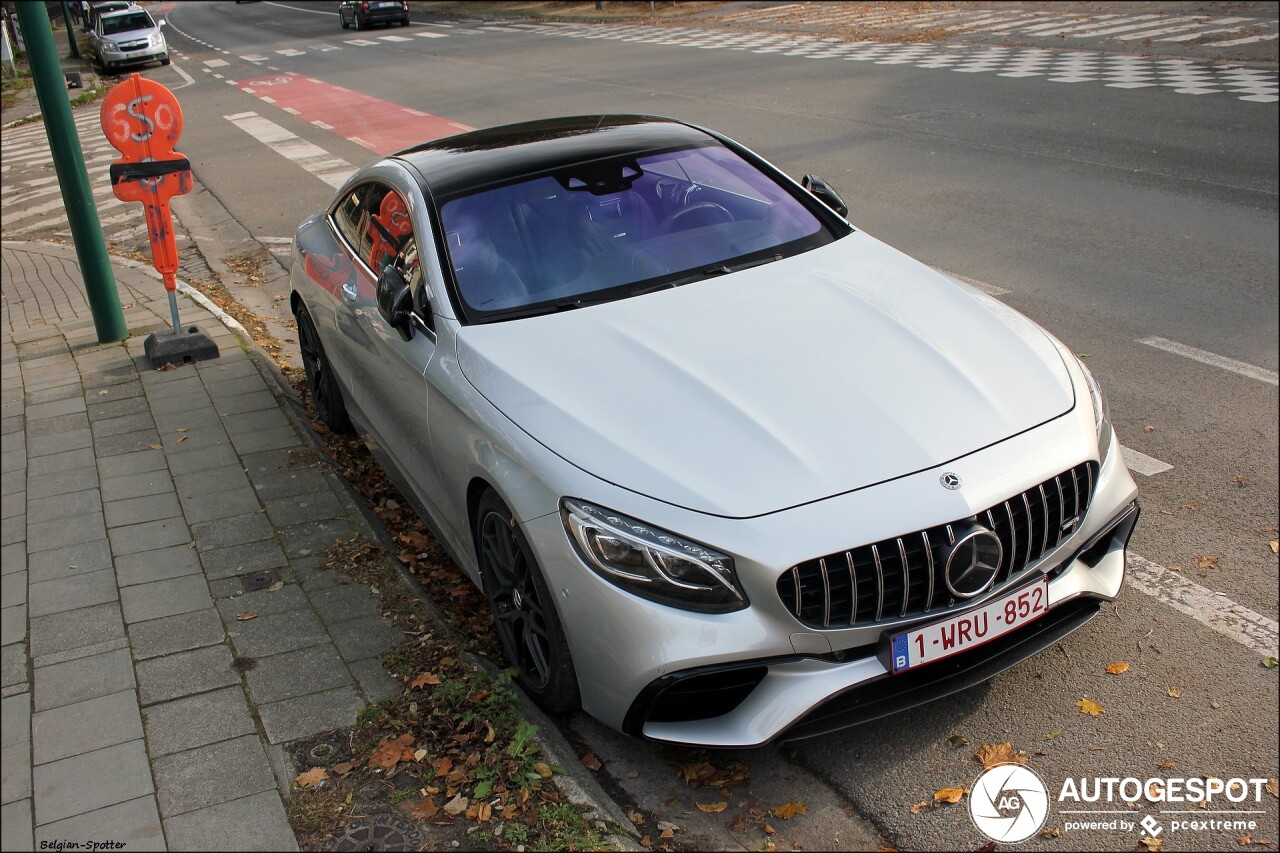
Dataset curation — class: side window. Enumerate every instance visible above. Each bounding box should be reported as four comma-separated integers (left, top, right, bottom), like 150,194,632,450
332,185,372,260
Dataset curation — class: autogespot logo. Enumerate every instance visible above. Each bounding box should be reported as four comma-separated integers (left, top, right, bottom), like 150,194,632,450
969,763,1050,843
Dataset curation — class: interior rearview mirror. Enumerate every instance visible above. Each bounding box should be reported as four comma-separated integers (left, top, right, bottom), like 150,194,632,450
376,266,414,342
801,174,848,218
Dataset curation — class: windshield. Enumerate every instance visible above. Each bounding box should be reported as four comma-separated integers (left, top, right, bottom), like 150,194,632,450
438,143,833,321
103,12,153,36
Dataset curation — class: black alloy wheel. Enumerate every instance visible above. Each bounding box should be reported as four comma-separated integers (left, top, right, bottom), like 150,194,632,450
476,491,579,713
296,303,353,433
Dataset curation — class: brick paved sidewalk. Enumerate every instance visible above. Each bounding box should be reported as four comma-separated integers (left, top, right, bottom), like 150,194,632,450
1,241,406,851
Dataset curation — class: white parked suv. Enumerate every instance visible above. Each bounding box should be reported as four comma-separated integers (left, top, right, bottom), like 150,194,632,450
90,7,169,73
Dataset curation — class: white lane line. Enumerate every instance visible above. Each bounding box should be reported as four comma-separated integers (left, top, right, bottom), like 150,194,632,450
1210,33,1279,46
1120,446,1173,477
1128,554,1278,657
1139,336,1278,386
223,112,354,189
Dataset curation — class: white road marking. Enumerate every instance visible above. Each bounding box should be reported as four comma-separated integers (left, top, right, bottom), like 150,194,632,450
241,54,269,62
1140,336,1278,386
223,112,354,188
1127,554,1278,657
258,236,294,244
415,31,449,39
276,48,305,56
345,39,379,46
1120,446,1173,476
1210,33,1279,46
379,35,413,42
204,58,229,68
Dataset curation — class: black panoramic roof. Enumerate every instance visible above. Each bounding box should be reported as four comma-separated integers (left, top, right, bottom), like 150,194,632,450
394,115,718,200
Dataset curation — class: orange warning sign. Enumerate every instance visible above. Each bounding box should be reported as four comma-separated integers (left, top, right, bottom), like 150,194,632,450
101,74,193,293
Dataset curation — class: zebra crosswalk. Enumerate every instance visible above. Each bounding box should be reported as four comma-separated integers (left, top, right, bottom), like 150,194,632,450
713,4,1280,50
0,110,182,251
506,21,1279,103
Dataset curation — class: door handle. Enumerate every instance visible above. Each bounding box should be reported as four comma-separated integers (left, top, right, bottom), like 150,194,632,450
341,282,358,302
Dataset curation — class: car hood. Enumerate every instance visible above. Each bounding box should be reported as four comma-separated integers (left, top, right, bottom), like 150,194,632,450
457,232,1074,519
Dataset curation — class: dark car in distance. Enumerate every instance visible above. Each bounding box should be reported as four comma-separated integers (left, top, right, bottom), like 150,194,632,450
340,0,410,30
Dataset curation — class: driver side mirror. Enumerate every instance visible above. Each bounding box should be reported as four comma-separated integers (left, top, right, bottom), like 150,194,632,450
801,174,848,218
376,266,414,342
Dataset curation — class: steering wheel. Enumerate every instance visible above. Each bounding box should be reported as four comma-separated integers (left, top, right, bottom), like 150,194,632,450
659,202,734,234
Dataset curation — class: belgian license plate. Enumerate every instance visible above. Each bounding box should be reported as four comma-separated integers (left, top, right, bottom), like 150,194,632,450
886,578,1049,674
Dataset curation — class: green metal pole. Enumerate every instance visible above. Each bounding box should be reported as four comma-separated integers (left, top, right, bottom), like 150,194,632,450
16,1,126,344
60,2,80,59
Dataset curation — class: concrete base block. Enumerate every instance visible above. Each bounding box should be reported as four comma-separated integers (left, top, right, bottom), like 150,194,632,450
143,327,219,370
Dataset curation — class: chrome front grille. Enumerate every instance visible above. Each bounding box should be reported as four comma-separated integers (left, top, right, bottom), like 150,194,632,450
777,462,1097,629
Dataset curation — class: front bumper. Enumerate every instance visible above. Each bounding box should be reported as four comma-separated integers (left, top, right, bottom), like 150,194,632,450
631,501,1136,746
101,43,167,66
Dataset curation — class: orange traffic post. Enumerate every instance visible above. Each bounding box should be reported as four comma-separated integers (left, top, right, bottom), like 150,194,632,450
102,74,218,368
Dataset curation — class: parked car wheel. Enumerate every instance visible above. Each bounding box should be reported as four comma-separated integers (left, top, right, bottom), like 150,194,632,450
160,55,171,66
476,490,580,713
296,303,353,433
399,17,410,26
355,13,366,30
340,13,349,29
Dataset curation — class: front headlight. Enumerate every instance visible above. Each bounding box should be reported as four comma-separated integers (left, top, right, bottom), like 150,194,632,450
560,499,748,613
1076,357,1113,463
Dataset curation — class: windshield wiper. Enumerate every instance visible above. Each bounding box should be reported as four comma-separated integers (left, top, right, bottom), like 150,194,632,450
661,253,784,289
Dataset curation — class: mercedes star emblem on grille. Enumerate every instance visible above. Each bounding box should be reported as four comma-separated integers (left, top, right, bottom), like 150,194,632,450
944,527,1004,599
940,472,962,490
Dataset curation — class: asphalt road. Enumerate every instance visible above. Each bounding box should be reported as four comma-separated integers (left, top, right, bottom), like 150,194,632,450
57,1,1280,849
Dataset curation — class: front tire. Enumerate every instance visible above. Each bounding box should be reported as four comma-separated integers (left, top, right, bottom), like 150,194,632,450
296,303,353,434
475,490,579,713
341,13,349,29
355,13,366,30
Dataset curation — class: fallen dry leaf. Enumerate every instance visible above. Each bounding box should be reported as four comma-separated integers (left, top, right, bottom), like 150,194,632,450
369,733,416,770
176,427,188,432
1267,779,1278,798
1139,837,1164,852
1076,698,1104,717
1263,658,1279,670
476,801,492,823
294,767,328,788
582,752,603,771
442,793,468,817
176,435,189,444
1167,686,1184,699
1041,827,1061,838
696,801,728,814
149,443,163,450
771,801,808,819
947,734,970,747
1270,540,1279,555
400,795,438,821
1232,473,1249,487
266,581,284,592
1193,555,1220,570
933,788,965,805
975,742,1028,770
236,611,257,621
1045,731,1062,740
910,801,929,814
628,809,644,824
433,757,452,778
532,761,553,779
413,748,427,762
410,672,441,689
1106,661,1131,675
331,759,358,776
1156,761,1179,771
